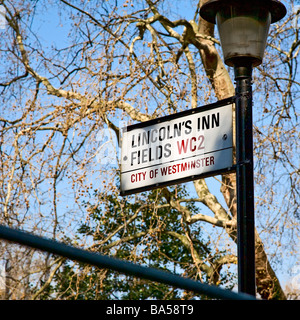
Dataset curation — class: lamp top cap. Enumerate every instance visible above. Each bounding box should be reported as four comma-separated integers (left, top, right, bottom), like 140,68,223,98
200,0,287,24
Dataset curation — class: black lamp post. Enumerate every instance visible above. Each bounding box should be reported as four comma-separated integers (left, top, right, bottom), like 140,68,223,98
200,0,286,296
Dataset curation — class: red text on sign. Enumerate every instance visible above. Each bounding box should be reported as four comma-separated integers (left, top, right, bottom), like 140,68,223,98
177,135,205,154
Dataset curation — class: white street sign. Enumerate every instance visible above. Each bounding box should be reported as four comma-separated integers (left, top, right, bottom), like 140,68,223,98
120,99,234,195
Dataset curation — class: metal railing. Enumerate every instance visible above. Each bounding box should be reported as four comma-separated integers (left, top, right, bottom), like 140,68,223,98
0,224,256,300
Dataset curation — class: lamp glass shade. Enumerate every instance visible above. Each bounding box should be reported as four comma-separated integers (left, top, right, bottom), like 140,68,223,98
216,6,271,67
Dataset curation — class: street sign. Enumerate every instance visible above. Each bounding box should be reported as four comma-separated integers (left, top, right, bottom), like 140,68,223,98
120,98,234,196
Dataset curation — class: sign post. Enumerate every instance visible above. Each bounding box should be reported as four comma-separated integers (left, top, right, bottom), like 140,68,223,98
235,66,256,295
120,98,235,196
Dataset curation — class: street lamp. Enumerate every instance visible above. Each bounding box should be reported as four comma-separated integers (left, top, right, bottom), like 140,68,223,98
200,0,286,67
200,0,286,297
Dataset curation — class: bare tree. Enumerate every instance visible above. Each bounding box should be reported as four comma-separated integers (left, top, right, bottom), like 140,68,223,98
0,0,298,299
